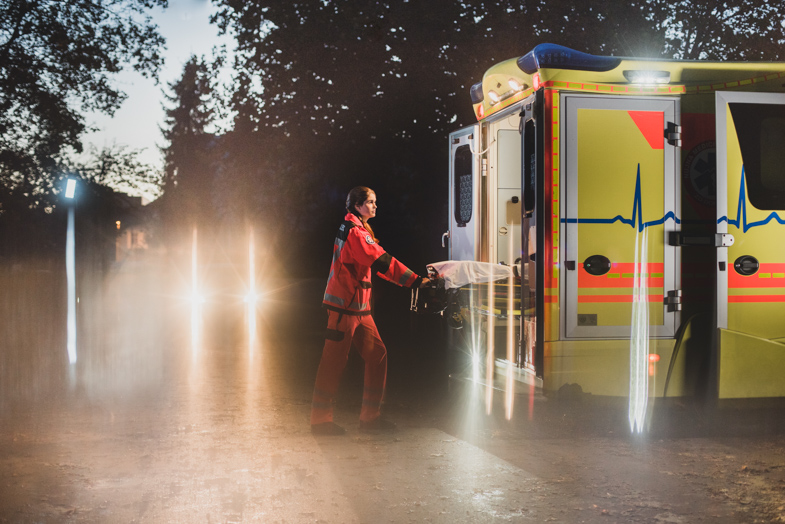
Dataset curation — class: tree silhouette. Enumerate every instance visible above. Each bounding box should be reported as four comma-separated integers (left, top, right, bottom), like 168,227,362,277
0,0,167,202
160,55,216,230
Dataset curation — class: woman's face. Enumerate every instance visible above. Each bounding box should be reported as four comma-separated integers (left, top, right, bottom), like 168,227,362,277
354,193,377,220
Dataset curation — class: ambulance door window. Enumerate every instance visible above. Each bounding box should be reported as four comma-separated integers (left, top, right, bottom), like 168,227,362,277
448,126,479,261
454,145,473,224
728,103,785,210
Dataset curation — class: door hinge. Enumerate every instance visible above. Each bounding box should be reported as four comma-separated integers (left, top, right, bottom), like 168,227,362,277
666,122,682,147
481,158,488,177
666,289,682,312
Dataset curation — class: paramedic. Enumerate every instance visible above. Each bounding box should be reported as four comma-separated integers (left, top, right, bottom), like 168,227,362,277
311,186,430,435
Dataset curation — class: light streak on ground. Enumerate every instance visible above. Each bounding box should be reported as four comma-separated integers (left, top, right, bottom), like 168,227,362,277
190,226,202,357
629,227,650,433
469,286,481,383
485,279,495,415
65,207,77,364
505,235,515,421
246,227,258,361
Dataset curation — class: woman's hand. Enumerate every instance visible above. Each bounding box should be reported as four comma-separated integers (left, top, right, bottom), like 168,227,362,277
419,278,431,288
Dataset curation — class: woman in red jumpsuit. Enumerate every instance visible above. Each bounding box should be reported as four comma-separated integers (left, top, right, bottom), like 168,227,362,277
311,186,429,435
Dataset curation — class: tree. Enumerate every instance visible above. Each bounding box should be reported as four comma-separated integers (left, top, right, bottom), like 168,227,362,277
68,144,162,200
160,55,216,228
0,0,167,205
210,0,785,273
654,0,785,60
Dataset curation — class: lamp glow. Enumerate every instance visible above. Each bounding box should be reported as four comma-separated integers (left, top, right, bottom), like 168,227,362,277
65,179,76,199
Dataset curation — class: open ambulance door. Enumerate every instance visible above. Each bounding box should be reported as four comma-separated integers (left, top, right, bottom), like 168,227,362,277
520,92,544,376
447,126,481,261
716,92,785,399
562,95,680,339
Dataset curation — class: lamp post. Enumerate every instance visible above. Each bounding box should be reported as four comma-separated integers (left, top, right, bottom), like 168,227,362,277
64,178,77,364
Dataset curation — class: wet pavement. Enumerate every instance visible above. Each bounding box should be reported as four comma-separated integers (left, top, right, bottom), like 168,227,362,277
3,271,785,523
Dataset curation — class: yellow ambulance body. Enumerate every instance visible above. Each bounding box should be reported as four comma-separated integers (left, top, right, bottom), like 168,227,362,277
446,44,785,401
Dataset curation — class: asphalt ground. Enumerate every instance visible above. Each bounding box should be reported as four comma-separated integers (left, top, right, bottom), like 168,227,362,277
2,271,785,523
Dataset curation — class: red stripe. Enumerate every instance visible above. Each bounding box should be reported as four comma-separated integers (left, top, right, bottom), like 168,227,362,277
729,263,785,289
579,262,665,288
578,294,663,303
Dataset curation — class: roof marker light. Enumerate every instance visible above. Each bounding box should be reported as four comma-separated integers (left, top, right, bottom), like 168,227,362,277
508,78,523,91
488,90,501,104
623,70,671,85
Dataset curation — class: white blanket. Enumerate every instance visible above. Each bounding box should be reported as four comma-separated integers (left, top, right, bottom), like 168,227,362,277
428,260,518,290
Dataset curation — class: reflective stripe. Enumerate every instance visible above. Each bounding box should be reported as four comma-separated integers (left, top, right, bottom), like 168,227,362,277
398,269,414,286
324,293,345,307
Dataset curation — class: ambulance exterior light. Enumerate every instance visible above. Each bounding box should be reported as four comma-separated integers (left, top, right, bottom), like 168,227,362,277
517,43,622,75
488,90,501,104
470,82,484,104
508,78,523,91
623,70,671,84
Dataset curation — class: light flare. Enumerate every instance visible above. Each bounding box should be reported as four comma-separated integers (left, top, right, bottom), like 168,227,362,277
629,226,650,433
247,227,259,360
505,235,515,421
190,226,202,356
485,278,495,415
66,207,77,364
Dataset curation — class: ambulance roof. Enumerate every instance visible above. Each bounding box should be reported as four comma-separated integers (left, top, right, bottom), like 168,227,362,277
472,43,785,121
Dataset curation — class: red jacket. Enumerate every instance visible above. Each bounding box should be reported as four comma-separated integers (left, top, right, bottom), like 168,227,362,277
323,213,422,315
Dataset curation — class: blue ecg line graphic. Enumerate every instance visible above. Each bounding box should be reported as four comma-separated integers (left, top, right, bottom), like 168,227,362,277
718,168,785,233
561,164,680,232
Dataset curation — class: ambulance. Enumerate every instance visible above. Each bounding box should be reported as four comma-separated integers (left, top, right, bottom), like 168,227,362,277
441,43,785,407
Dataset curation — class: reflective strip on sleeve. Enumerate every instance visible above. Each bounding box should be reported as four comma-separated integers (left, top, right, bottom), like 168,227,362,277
398,269,414,286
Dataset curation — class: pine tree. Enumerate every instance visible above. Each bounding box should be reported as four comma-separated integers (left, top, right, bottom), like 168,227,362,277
160,56,216,229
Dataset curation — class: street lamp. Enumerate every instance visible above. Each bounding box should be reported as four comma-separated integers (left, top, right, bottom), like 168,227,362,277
64,178,77,364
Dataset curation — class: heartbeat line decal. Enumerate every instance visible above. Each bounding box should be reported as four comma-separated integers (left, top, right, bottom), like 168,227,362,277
718,168,785,232
561,164,680,232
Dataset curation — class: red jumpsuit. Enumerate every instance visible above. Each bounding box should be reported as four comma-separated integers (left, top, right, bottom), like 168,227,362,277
311,213,422,425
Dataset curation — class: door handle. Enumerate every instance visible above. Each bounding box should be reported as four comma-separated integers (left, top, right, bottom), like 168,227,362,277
442,231,450,248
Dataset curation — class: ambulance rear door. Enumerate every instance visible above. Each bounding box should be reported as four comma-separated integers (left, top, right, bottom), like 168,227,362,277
562,95,680,339
716,91,785,398
448,126,481,260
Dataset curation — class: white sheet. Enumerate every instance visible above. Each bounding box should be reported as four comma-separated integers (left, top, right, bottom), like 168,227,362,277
427,260,518,290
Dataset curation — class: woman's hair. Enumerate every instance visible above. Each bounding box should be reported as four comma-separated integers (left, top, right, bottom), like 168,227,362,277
345,186,377,242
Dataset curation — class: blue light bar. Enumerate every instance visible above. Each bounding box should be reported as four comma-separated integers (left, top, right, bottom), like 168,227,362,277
470,82,484,104
517,43,622,75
